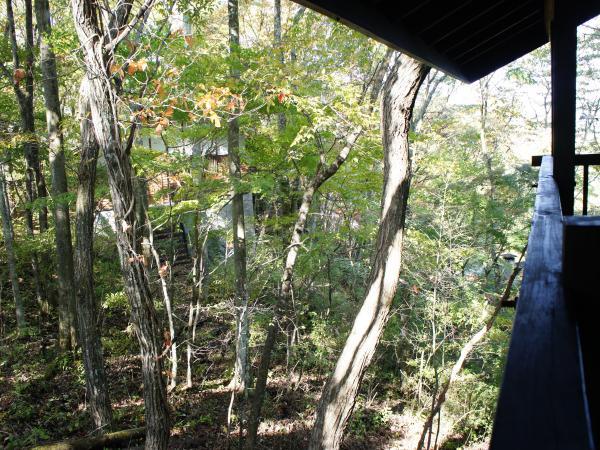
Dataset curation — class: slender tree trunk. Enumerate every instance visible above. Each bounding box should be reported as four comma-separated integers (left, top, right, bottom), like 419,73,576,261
74,85,112,431
245,128,362,449
227,0,250,394
187,219,208,388
147,220,177,392
415,249,526,450
0,163,25,329
23,0,49,232
274,0,285,132
245,46,391,449
71,1,169,448
309,55,429,450
35,0,77,349
5,0,48,316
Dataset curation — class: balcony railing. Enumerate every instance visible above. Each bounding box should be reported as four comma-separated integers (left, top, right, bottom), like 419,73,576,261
533,153,600,215
490,155,597,450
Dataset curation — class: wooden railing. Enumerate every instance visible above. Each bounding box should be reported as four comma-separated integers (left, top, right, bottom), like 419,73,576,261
533,153,600,215
490,156,596,450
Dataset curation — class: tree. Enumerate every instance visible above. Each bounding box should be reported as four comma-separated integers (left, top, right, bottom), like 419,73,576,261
245,39,392,449
416,248,525,450
35,0,77,350
309,54,430,450
227,0,251,395
70,0,170,447
73,84,113,431
2,0,48,316
0,158,24,329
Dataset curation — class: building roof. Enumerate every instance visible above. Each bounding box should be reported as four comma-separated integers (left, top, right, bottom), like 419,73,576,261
293,0,600,83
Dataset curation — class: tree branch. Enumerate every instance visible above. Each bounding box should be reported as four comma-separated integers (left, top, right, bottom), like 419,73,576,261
106,0,156,51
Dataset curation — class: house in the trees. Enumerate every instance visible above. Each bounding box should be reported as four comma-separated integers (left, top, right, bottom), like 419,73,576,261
290,0,600,448
96,134,254,266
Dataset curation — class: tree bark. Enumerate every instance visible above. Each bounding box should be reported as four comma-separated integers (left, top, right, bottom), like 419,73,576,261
23,0,49,232
274,0,286,131
0,163,25,329
147,218,178,392
35,0,77,350
73,84,112,431
227,0,250,394
32,427,145,450
71,1,169,448
5,0,48,315
309,54,429,450
245,46,392,449
415,249,526,450
245,128,363,449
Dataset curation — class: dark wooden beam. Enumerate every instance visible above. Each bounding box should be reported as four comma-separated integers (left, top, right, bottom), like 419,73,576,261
563,216,600,445
551,0,576,216
292,0,468,81
532,153,600,167
490,156,593,450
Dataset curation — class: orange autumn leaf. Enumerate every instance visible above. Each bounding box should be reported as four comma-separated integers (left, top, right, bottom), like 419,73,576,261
156,83,166,99
13,68,26,83
226,100,236,111
127,62,138,76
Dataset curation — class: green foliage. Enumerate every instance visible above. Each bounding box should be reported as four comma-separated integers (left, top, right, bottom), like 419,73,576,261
347,406,392,438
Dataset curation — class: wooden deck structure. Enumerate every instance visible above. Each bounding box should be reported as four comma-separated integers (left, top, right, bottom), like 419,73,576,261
291,0,600,448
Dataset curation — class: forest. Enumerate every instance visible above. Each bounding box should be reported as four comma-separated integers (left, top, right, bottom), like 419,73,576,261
0,0,598,449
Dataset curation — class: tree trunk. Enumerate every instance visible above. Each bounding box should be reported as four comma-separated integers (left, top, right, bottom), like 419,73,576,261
415,249,526,450
5,0,48,316
35,0,77,350
274,0,286,131
23,0,49,232
32,427,145,450
227,0,250,394
0,163,25,329
245,128,362,449
71,1,169,448
73,84,113,431
147,219,178,392
309,54,429,450
245,46,391,449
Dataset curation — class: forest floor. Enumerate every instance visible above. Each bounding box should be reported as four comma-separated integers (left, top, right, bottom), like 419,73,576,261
0,300,488,450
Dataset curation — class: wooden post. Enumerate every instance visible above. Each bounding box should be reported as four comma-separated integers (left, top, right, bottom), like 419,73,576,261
583,165,588,215
550,0,576,216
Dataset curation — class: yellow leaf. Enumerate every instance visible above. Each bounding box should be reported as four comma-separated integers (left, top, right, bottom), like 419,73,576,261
110,63,124,78
210,113,221,128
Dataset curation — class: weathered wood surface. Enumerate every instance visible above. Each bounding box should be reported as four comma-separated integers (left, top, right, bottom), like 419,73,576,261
490,156,594,449
532,153,600,167
291,1,600,83
564,215,600,447
31,427,145,450
551,0,577,216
